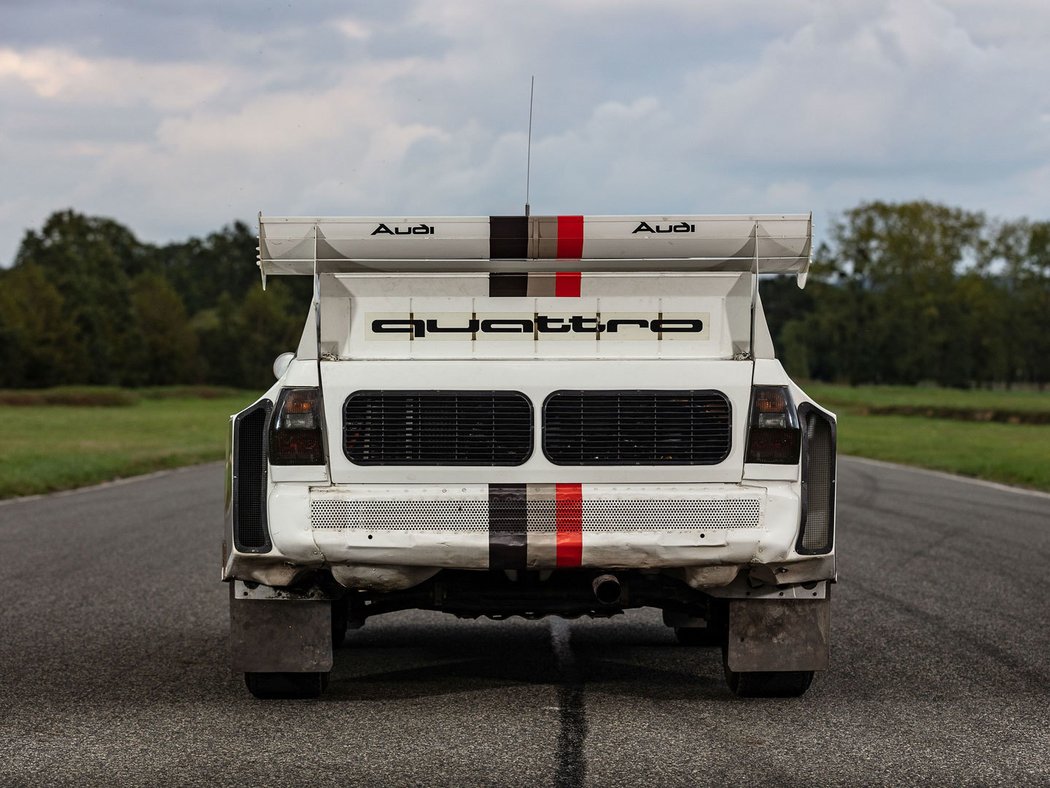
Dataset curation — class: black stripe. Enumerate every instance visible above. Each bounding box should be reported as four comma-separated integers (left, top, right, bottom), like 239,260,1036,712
489,272,528,297
490,216,528,259
489,484,528,570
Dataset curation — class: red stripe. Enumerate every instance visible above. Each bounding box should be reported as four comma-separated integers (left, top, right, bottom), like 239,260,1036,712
556,215,584,259
555,483,583,567
554,271,581,297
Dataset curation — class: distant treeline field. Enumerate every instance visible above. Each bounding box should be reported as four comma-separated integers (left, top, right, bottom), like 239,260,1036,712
0,211,309,390
1,201,1048,390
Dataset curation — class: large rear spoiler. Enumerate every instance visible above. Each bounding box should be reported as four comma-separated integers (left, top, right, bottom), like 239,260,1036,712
258,213,813,288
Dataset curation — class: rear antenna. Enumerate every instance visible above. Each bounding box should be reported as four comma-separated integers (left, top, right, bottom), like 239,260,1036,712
525,76,535,218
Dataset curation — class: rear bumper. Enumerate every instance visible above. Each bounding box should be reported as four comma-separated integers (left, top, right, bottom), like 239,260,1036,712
225,480,835,588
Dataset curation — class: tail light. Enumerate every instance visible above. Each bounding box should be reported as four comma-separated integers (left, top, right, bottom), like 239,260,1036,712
269,387,326,465
745,385,801,464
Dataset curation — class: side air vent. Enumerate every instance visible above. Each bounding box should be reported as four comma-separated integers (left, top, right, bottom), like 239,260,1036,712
543,390,732,465
343,391,533,466
797,404,836,554
233,400,273,552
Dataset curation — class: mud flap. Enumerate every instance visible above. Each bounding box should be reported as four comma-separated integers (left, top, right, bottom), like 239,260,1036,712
725,597,830,672
229,585,333,673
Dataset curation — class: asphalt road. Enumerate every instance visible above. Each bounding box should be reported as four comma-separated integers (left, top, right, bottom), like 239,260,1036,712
1,457,1048,787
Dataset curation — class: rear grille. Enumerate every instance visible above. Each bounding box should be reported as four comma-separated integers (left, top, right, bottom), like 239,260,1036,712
343,391,532,466
543,390,732,465
232,400,272,552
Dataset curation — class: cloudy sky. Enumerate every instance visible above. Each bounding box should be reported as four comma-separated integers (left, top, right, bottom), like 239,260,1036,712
1,0,1048,264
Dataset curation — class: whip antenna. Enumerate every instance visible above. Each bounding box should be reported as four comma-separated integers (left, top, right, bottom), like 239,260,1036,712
525,76,534,218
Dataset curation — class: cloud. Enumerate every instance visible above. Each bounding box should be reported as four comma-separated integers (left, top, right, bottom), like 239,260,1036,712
0,46,234,110
1,0,1049,265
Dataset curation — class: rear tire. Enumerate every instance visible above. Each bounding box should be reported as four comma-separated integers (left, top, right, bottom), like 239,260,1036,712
723,665,813,697
244,671,329,699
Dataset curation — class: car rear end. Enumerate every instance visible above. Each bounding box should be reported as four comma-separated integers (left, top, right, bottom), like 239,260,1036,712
224,214,836,698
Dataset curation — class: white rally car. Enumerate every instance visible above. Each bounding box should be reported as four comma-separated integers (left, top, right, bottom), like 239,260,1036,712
224,214,836,699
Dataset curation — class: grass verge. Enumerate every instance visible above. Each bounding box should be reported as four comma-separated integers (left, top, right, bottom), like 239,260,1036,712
0,385,246,407
834,412,1050,491
805,383,1050,414
0,393,254,499
804,384,1050,492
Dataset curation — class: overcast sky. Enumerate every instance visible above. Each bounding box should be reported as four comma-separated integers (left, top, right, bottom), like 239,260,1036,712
1,0,1048,264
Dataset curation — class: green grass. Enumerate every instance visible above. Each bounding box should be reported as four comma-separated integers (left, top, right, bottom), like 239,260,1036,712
802,383,1050,492
834,412,1050,491
0,394,255,499
0,385,245,407
0,386,140,407
804,382,1050,413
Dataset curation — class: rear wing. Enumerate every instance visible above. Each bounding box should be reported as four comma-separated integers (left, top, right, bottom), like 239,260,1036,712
258,214,813,287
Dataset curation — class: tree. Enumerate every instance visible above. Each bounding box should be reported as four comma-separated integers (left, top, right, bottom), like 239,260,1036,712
192,294,240,387
233,282,304,389
995,220,1050,387
806,201,991,386
6,201,1045,391
161,221,262,315
13,210,144,384
0,265,80,387
129,273,199,385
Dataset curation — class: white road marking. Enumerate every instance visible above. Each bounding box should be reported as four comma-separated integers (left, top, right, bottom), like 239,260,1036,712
842,455,1050,500
0,462,222,507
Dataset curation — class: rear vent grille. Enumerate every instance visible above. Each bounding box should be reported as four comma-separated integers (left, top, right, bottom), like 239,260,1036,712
232,400,272,552
543,390,731,465
343,391,533,466
798,405,836,554
311,497,762,531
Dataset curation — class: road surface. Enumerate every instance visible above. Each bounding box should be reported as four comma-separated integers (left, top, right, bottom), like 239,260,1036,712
1,458,1047,786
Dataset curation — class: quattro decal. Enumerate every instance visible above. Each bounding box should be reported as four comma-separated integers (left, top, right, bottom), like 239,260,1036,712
369,314,706,339
366,269,710,342
488,483,584,570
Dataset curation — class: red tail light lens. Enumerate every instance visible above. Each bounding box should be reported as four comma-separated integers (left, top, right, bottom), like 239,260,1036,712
269,388,326,465
745,385,801,464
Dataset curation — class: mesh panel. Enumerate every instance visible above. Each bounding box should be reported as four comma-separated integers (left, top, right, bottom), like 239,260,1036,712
543,390,732,465
233,402,271,550
801,411,834,551
311,497,761,531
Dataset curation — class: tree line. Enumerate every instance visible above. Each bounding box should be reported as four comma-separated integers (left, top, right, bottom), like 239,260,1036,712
764,201,1050,388
0,210,309,390
0,202,1048,390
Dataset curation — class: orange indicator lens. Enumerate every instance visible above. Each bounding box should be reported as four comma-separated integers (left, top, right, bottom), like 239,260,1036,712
753,387,787,413
285,391,316,414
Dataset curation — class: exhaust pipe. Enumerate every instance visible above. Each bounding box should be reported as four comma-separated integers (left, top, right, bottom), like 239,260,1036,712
592,574,622,606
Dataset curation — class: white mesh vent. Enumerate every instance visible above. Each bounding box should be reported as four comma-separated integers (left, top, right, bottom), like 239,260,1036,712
312,499,490,531
583,499,760,531
311,498,761,531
